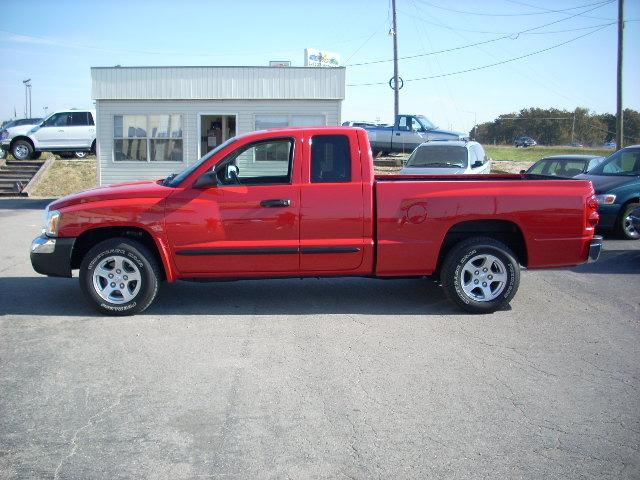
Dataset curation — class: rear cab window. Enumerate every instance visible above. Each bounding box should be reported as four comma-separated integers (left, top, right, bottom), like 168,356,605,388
310,135,351,183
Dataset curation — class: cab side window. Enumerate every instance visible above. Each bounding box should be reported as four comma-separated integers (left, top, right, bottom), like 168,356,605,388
43,113,71,127
69,112,89,126
397,116,409,131
311,135,351,183
219,138,294,185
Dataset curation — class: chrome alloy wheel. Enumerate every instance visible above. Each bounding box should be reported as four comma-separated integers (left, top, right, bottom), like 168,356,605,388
92,255,141,304
460,253,508,302
623,213,640,239
14,144,29,160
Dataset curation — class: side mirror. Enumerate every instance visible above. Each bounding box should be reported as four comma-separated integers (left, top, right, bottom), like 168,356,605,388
519,169,526,174
193,171,218,188
472,161,483,169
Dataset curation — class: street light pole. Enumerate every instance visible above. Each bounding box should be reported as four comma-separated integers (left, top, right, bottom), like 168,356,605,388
22,79,31,118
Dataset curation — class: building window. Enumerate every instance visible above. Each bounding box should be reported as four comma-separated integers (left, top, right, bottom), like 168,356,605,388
113,114,182,162
311,135,351,183
254,114,326,131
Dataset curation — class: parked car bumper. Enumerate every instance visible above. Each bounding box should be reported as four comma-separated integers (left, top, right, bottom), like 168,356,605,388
30,235,75,277
597,204,621,229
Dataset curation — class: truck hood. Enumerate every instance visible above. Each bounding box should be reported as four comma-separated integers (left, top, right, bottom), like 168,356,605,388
427,128,467,140
574,174,638,193
49,180,172,210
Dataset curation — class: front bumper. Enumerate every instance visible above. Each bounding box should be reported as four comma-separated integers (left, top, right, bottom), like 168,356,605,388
1,140,10,151
597,204,621,229
30,235,75,277
588,235,603,262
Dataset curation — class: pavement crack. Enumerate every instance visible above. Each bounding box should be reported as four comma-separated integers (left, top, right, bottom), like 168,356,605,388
52,398,121,480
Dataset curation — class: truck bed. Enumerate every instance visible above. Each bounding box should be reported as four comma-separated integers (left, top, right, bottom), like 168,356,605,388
373,174,595,276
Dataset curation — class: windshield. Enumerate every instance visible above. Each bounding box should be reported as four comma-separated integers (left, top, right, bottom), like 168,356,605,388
406,145,467,168
165,137,238,187
416,115,436,130
587,148,640,176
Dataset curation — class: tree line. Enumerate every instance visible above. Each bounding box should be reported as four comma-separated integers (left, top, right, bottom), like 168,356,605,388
473,107,640,146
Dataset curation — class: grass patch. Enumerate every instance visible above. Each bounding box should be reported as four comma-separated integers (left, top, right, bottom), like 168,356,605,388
485,145,612,162
31,158,97,197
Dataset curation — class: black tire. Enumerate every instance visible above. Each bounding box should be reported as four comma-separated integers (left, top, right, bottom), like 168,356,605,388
91,140,96,154
74,151,88,159
79,238,161,316
59,152,74,159
441,236,520,314
11,140,33,160
616,202,640,240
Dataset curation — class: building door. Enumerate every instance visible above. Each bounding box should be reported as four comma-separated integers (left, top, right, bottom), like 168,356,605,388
199,114,236,158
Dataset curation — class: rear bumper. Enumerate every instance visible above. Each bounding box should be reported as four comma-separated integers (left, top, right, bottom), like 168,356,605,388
30,235,75,277
588,235,603,262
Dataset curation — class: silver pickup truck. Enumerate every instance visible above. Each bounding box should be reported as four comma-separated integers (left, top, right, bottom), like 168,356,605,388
366,114,467,155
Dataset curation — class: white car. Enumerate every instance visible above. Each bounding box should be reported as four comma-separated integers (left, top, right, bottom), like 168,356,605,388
0,118,43,159
4,110,96,160
400,140,491,175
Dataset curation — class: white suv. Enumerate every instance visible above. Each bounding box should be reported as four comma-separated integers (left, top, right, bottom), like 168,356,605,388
6,109,96,160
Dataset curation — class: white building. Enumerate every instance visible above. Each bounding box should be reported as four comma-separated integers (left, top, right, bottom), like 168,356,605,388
91,66,345,185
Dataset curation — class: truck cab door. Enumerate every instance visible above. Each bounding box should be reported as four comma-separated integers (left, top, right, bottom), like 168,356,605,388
300,130,366,272
164,135,302,276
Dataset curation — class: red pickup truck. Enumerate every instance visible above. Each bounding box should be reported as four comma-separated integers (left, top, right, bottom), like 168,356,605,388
30,127,602,315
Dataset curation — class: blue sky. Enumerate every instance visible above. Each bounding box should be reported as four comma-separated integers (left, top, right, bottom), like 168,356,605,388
0,0,638,133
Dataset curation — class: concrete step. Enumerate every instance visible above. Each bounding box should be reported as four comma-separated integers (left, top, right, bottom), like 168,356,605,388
0,175,34,181
0,191,28,197
5,160,44,168
0,167,40,174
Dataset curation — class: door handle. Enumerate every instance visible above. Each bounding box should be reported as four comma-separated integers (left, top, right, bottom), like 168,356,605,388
395,132,401,136
260,199,291,208
58,129,65,132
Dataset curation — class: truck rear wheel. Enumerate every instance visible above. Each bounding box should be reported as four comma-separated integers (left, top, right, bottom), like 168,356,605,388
441,237,520,314
79,238,161,316
11,140,33,160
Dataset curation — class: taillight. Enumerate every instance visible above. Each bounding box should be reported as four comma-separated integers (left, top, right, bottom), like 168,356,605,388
586,194,599,230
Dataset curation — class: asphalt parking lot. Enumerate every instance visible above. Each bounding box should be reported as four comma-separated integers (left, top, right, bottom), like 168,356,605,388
1,199,638,479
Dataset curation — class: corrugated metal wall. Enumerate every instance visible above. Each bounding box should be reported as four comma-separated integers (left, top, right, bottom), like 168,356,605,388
92,67,345,101
96,99,341,186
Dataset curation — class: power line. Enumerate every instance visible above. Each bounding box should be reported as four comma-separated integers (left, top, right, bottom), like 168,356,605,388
398,0,619,36
397,10,614,35
343,18,390,65
346,11,613,68
346,24,611,86
504,0,614,21
414,0,614,17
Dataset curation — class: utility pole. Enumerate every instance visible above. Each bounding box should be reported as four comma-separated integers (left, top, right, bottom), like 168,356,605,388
392,0,399,117
616,0,624,150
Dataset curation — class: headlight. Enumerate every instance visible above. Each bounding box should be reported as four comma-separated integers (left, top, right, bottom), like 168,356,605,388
0,130,7,140
596,194,616,205
44,207,61,236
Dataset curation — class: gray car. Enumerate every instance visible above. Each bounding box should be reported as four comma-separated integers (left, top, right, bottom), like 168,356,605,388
400,141,491,175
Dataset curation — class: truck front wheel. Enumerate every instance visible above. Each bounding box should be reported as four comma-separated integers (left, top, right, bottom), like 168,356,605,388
441,237,520,314
79,238,161,316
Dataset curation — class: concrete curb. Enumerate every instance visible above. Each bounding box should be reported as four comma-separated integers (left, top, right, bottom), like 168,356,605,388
22,157,55,196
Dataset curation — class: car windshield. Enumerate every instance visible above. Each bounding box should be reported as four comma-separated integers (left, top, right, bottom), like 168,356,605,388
416,115,436,130
587,148,640,176
164,137,238,187
406,145,467,168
